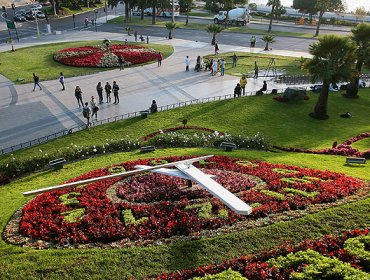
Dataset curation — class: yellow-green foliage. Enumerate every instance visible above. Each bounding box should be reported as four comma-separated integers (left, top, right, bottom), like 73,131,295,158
61,208,85,223
283,188,319,199
59,192,81,206
268,249,370,279
193,268,248,279
272,168,299,175
122,209,149,226
261,190,285,201
344,235,370,262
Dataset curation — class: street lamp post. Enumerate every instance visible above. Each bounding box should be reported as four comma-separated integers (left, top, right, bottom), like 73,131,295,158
73,14,75,28
171,0,174,23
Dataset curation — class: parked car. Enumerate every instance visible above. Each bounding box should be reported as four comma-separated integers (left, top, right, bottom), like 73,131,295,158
132,10,141,16
35,11,46,18
14,14,26,22
40,1,51,6
31,4,43,10
24,11,36,20
15,9,26,16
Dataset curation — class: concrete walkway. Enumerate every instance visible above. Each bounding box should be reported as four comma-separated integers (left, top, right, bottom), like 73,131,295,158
0,30,311,151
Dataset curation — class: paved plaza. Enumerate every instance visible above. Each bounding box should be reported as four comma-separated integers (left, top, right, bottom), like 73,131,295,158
0,28,311,151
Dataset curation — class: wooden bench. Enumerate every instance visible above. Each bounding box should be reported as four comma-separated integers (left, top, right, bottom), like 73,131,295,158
140,146,156,153
140,110,150,118
49,158,66,170
220,142,237,151
346,157,366,164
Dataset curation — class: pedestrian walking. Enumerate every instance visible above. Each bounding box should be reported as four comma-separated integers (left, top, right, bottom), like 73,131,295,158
250,36,256,48
82,102,91,127
118,56,124,70
74,86,83,108
214,43,219,55
96,82,103,104
234,83,242,98
90,96,99,120
146,35,149,44
59,72,65,91
185,56,190,72
254,61,259,79
134,31,138,42
195,56,201,72
220,59,225,76
32,73,42,91
240,75,247,95
112,81,120,104
232,53,238,68
105,82,112,103
84,17,89,27
157,52,163,67
212,59,218,76
150,100,158,113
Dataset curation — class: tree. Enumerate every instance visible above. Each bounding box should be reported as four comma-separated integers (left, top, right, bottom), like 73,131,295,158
179,0,192,25
206,24,224,45
267,0,281,32
262,34,275,50
293,0,317,21
344,23,370,98
165,22,177,39
314,0,343,37
304,35,356,119
354,7,366,22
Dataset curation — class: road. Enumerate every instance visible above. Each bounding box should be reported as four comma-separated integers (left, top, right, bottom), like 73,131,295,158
0,4,351,53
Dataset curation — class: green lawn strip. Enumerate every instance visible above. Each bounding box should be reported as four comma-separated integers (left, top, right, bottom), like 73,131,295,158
2,89,370,164
0,41,173,84
351,137,370,152
108,16,315,38
205,51,306,76
0,148,369,279
188,12,212,17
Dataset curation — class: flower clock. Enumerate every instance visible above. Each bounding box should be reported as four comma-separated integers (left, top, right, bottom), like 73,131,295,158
53,44,162,68
4,156,368,249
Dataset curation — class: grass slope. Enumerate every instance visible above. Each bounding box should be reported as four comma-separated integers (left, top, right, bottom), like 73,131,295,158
1,88,370,164
0,148,369,279
0,41,173,84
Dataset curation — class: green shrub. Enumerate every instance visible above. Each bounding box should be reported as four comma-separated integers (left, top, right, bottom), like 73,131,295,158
193,268,248,279
261,190,285,201
344,235,370,262
59,192,81,206
283,188,318,199
268,249,370,279
61,208,85,223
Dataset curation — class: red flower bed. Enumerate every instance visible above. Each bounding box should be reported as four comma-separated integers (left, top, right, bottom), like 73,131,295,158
53,44,161,68
18,156,364,246
155,228,369,279
140,126,225,141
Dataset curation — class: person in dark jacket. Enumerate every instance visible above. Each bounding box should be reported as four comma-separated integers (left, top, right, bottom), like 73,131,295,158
150,100,158,113
96,82,103,104
112,81,120,104
234,83,242,98
74,86,83,108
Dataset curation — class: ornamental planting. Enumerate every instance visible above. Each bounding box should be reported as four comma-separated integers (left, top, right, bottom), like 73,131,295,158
53,44,162,68
5,156,367,248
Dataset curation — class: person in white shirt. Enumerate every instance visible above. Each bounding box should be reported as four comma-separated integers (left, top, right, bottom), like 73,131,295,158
212,60,218,76
185,56,190,71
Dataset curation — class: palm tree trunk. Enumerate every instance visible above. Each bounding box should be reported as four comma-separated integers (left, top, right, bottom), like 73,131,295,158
212,34,216,45
169,30,172,39
264,42,269,50
152,0,156,25
141,5,144,20
314,12,323,37
124,0,129,23
268,5,275,32
345,60,363,98
186,6,189,25
310,80,330,119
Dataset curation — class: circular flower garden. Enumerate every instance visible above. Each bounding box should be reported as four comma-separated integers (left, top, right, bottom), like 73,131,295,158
5,156,368,249
53,44,162,68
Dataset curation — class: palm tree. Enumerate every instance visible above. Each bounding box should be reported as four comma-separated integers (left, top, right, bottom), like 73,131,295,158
344,23,370,98
304,35,356,119
267,0,281,32
262,34,275,50
165,22,177,39
206,24,224,45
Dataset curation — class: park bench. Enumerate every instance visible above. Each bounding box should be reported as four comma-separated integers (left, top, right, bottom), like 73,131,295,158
49,158,66,170
140,146,156,153
220,142,237,152
345,157,366,164
140,110,150,118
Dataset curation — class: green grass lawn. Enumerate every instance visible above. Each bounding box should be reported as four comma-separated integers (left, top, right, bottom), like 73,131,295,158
1,88,369,164
0,148,369,279
205,51,305,76
0,41,173,84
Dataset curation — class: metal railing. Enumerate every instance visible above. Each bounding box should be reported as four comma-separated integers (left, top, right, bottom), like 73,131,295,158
0,85,314,156
274,74,370,85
